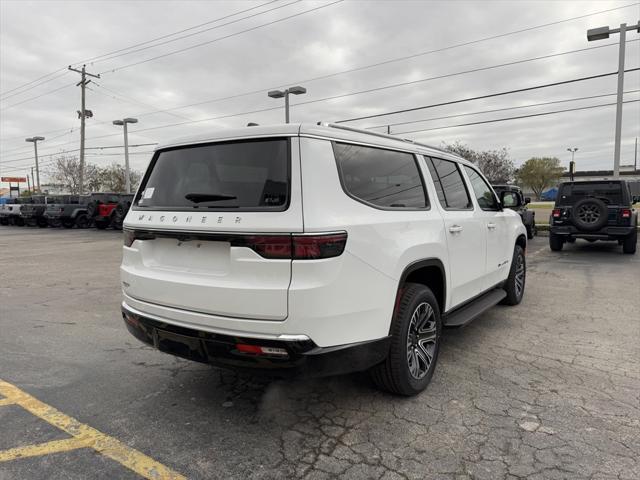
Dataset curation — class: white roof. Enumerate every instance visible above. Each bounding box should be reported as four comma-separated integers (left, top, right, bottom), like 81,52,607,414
155,123,470,166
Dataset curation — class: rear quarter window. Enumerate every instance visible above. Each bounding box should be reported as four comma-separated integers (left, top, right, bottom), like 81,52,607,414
332,142,428,209
135,138,290,211
557,182,624,205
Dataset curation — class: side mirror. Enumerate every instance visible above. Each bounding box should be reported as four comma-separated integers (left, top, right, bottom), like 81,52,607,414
500,190,520,208
633,196,639,204
524,197,531,204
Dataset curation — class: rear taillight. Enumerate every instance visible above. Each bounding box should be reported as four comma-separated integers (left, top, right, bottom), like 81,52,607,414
293,233,348,259
240,235,292,259
122,230,347,259
621,209,631,218
236,233,347,259
552,208,561,218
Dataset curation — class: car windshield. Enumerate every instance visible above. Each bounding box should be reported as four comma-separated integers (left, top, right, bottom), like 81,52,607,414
135,138,290,211
557,182,623,206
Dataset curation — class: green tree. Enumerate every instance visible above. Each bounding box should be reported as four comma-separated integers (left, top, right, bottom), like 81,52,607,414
443,141,515,183
517,157,565,200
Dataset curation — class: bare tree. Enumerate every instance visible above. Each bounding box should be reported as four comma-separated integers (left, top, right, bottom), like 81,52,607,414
47,156,100,194
97,163,142,193
443,141,515,184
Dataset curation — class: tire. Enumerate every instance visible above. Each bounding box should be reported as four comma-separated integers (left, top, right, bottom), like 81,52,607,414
549,232,564,251
14,217,25,227
0,218,8,226
95,218,109,230
500,245,526,306
37,217,48,228
61,218,74,229
75,214,90,229
571,197,608,231
370,283,442,396
622,230,637,254
526,224,535,240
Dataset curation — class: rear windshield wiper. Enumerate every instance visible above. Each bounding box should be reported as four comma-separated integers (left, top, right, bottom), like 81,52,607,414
185,193,237,203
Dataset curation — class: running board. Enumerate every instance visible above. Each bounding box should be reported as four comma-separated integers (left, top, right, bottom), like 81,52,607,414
443,288,506,327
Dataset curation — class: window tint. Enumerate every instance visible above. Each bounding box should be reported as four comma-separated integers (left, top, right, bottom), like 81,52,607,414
463,166,499,210
556,182,623,205
135,138,289,210
333,142,427,209
426,157,472,209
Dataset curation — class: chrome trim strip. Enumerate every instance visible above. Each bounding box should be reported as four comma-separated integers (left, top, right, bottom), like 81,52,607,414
121,300,311,342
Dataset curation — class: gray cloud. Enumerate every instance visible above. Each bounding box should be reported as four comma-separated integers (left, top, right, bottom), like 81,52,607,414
1,0,639,186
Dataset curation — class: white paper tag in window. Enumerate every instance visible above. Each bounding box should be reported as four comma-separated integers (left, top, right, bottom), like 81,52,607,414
143,187,155,199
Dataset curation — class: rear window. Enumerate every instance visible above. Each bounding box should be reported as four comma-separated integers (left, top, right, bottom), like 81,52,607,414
557,182,624,205
333,142,428,209
135,138,290,211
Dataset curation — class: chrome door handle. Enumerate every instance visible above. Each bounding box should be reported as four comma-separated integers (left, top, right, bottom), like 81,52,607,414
448,225,463,233
487,223,497,230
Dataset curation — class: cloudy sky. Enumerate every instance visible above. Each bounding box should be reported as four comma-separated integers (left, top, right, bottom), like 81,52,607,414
1,0,639,189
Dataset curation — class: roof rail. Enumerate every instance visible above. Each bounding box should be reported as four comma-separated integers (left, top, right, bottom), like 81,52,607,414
317,122,450,155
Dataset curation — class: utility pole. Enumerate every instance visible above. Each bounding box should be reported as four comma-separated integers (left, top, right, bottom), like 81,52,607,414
27,173,31,193
587,21,640,178
68,64,100,193
31,167,35,193
635,137,638,171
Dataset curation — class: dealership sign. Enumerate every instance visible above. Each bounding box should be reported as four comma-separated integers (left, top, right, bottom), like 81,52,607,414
1,177,27,183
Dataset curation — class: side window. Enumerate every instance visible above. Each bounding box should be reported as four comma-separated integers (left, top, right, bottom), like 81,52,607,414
426,157,472,210
333,142,428,209
463,166,499,211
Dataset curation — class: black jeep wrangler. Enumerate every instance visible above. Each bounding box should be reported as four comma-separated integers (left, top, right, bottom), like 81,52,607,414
18,195,51,227
44,195,92,228
493,184,536,239
549,180,637,254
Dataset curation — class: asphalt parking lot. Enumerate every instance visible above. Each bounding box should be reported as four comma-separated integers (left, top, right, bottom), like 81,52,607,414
0,227,638,480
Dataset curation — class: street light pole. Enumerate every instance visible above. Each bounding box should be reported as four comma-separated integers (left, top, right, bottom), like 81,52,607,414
567,147,578,181
267,86,307,123
587,21,640,178
113,118,138,194
25,136,45,191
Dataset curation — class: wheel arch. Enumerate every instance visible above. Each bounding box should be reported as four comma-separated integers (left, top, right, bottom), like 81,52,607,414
397,258,446,315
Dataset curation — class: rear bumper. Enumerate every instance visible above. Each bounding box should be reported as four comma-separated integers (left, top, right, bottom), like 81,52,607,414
550,224,635,239
121,304,390,377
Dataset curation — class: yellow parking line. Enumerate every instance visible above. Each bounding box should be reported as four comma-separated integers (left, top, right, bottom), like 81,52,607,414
0,438,90,462
0,379,187,480
0,397,15,406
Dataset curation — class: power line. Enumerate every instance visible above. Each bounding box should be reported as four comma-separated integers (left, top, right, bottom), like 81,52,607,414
368,90,640,130
336,67,640,123
1,143,157,165
396,99,640,135
98,0,344,74
75,40,639,122
3,1,637,101
90,82,192,121
0,1,281,99
77,0,281,65
0,71,72,102
3,66,638,164
0,82,75,112
88,0,301,67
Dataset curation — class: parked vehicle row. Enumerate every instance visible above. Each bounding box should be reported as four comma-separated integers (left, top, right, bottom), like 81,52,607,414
0,193,133,230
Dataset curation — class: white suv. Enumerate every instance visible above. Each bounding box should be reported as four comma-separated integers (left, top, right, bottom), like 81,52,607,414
121,123,527,395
